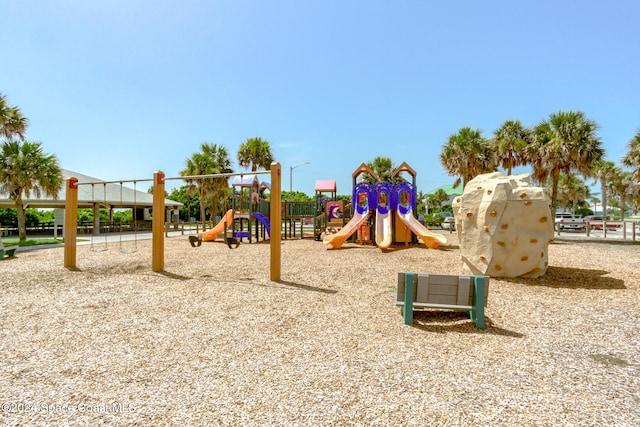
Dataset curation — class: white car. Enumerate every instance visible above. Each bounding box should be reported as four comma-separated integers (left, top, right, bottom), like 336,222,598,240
554,213,585,230
442,216,456,230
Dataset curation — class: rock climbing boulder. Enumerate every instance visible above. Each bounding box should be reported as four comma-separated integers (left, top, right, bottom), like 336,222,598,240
452,172,554,278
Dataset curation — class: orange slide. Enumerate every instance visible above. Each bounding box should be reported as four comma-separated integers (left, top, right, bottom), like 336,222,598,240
199,209,234,242
323,210,370,249
396,210,447,249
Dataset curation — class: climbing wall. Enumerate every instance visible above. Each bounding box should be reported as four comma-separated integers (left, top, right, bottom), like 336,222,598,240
452,172,554,278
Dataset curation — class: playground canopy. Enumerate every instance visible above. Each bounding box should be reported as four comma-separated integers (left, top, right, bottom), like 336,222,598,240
232,175,259,187
315,180,336,193
231,174,270,192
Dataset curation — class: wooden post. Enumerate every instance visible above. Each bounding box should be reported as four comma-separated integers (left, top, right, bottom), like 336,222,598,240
152,171,165,272
403,272,414,325
270,162,281,281
64,177,79,269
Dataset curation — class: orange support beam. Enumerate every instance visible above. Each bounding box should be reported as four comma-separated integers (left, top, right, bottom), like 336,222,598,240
64,177,78,269
152,171,165,272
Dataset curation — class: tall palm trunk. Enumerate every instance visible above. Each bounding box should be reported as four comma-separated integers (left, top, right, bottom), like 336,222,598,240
550,170,561,214
14,197,28,241
600,182,608,219
199,187,207,231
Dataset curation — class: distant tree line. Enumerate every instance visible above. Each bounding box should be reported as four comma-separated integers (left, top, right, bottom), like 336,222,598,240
437,112,640,219
1,93,63,240
355,111,640,220
3,91,640,236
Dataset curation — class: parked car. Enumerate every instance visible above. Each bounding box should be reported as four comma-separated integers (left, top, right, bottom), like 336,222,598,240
583,215,621,230
554,213,585,230
442,216,456,230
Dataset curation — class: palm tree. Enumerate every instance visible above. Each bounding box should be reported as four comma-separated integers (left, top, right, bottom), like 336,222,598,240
181,143,233,228
211,146,233,218
622,129,640,180
607,170,638,221
0,93,28,140
440,127,497,189
556,174,590,215
365,156,395,183
589,194,601,214
427,188,450,213
592,160,619,219
237,137,274,171
492,119,531,175
628,187,640,216
528,110,604,214
0,140,63,241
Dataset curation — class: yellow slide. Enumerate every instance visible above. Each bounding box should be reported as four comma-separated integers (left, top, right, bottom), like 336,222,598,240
396,210,447,249
199,209,234,242
323,210,370,249
375,209,392,250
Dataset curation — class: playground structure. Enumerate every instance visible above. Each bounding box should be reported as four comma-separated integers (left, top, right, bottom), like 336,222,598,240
63,163,283,280
323,162,446,250
313,180,340,240
199,174,271,244
194,174,323,244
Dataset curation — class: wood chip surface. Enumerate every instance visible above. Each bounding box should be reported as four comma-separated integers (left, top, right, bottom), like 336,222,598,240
1,234,639,426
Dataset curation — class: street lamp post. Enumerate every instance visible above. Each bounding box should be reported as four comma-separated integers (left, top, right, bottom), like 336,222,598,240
289,161,311,196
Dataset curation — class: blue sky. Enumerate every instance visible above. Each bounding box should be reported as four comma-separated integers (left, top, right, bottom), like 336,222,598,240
3,0,639,196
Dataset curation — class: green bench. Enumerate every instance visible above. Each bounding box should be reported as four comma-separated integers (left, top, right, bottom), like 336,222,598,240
396,272,489,329
1,240,18,259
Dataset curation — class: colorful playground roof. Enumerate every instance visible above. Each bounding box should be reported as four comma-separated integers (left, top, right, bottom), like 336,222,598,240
231,174,259,187
315,180,336,192
230,174,271,192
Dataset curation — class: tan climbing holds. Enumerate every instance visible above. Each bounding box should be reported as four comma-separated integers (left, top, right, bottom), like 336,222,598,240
453,172,554,278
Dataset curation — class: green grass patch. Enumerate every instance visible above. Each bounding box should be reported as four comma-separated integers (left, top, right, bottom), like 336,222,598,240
590,354,629,367
3,238,64,247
